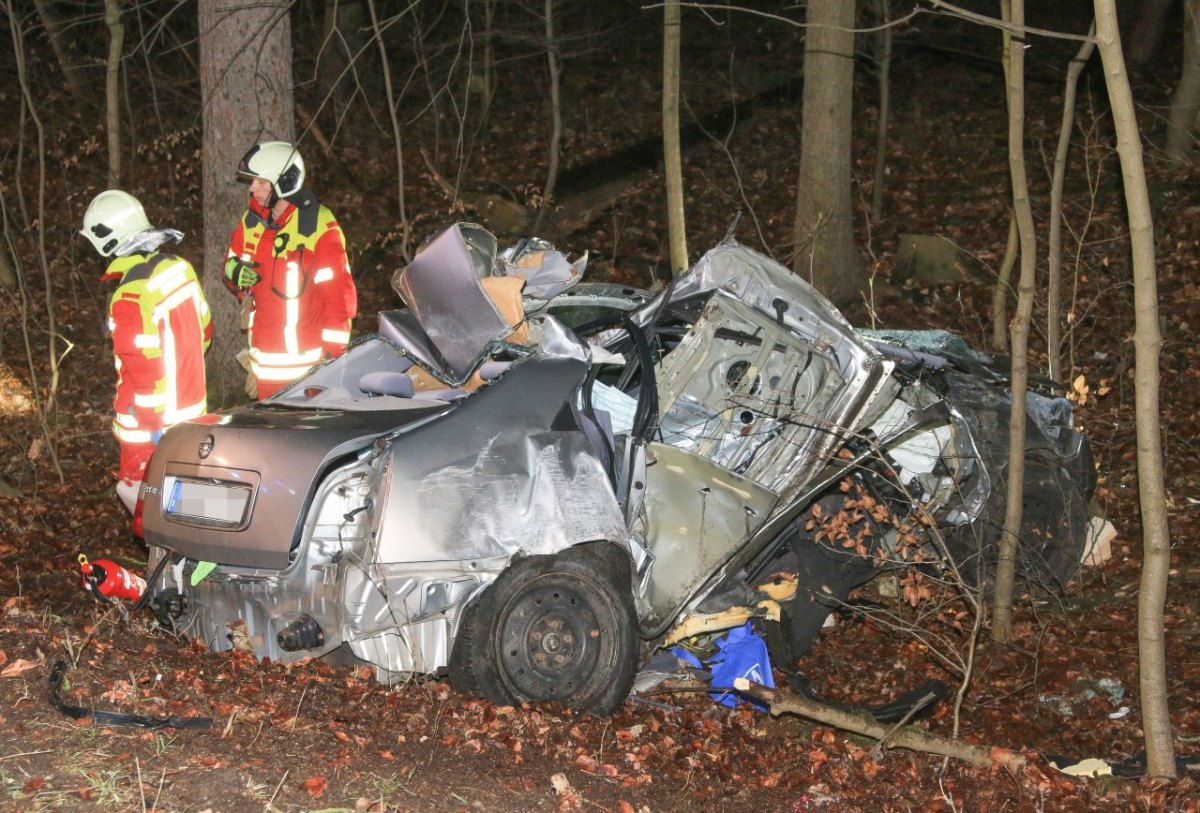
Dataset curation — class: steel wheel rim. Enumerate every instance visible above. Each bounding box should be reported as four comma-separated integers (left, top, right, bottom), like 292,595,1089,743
497,577,604,700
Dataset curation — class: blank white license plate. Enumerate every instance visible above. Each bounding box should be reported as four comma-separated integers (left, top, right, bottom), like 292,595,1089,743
164,477,252,527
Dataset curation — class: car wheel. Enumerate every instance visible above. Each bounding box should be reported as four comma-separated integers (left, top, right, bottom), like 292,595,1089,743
945,460,1088,592
448,548,638,715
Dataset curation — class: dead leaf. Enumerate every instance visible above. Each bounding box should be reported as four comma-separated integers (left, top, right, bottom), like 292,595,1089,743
300,775,328,797
1,658,36,678
550,772,574,796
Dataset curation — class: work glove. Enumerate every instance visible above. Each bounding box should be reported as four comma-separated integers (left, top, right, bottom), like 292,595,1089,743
224,256,261,290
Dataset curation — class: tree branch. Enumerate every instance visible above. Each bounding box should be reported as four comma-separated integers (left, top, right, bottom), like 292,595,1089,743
926,0,1094,42
736,680,1025,771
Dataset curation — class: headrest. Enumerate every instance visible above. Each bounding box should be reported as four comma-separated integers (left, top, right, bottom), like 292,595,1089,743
359,371,415,398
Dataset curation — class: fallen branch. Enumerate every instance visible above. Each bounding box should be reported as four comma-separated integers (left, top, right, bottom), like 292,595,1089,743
734,679,1024,771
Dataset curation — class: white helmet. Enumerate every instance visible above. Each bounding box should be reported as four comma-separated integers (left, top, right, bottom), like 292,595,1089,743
80,190,152,257
237,141,305,199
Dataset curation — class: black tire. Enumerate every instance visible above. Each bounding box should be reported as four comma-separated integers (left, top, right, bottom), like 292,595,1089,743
945,461,1088,593
448,548,638,715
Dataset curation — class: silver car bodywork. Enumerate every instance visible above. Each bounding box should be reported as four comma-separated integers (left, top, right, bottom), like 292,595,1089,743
140,224,1090,705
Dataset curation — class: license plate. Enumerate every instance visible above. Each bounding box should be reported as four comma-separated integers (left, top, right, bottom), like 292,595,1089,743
164,477,252,528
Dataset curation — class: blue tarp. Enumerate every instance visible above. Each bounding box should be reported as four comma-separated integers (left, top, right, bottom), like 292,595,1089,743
674,621,775,710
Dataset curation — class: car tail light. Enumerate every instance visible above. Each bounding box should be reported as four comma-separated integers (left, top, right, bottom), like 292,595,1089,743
132,492,145,538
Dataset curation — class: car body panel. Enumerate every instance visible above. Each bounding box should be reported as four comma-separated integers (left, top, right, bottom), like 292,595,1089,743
369,354,627,564
141,402,436,570
639,442,777,630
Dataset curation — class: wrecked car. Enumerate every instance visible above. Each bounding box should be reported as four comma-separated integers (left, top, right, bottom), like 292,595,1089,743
136,223,1094,714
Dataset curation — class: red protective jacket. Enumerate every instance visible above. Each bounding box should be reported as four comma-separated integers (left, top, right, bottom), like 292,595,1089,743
104,252,212,479
226,192,357,397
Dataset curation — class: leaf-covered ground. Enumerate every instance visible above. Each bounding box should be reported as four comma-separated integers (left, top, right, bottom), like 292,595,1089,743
3,4,1200,811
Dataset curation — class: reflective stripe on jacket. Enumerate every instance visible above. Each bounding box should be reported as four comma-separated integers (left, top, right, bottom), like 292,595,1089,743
226,194,357,389
105,252,211,442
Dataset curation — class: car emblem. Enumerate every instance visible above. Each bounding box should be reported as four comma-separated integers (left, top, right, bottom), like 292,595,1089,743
198,434,214,460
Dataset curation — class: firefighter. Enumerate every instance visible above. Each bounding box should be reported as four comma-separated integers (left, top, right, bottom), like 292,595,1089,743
225,141,357,398
80,190,212,513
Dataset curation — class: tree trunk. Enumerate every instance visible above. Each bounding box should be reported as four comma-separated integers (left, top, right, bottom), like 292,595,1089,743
792,0,863,305
0,233,15,290
103,0,125,188
32,0,89,105
1094,0,1177,780
318,0,371,109
1129,0,1176,66
533,0,563,234
870,0,893,224
7,0,64,482
1165,0,1200,165
989,4,1015,356
991,213,1017,352
663,0,688,275
198,0,294,405
1047,25,1097,383
992,0,1035,644
366,0,411,261
479,0,497,126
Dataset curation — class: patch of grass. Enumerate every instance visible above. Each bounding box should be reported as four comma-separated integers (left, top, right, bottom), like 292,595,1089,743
77,768,135,808
151,732,175,758
361,767,422,810
243,774,272,802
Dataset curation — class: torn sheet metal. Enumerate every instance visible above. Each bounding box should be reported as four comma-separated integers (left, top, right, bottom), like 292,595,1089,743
392,223,513,383
500,234,588,301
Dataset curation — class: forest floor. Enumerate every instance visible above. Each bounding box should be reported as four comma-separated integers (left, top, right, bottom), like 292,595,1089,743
4,7,1200,812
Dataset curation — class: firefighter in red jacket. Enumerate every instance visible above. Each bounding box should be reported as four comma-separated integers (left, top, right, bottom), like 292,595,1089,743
80,190,212,513
224,141,357,398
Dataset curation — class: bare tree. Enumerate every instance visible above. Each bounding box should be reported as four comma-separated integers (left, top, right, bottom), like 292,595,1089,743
103,0,125,187
199,0,295,403
0,223,14,289
990,214,1016,352
1094,0,1177,779
533,0,563,233
31,0,88,105
869,0,893,223
792,0,864,305
991,0,1036,643
990,6,1016,356
5,0,65,482
1129,0,1176,66
318,0,372,109
366,0,412,259
1046,25,1096,383
478,0,497,125
663,0,687,274
1165,0,1200,165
